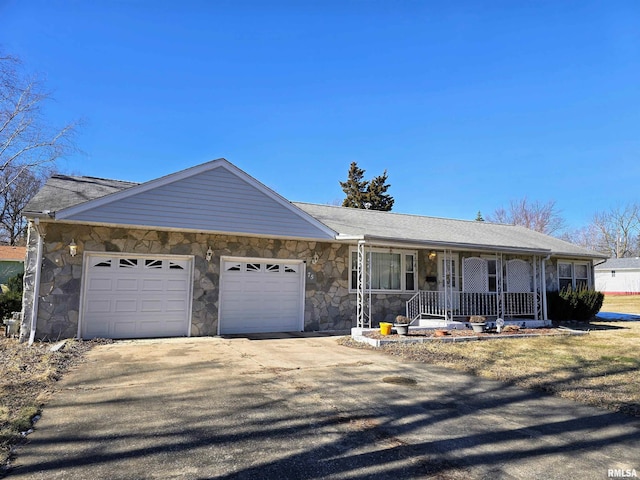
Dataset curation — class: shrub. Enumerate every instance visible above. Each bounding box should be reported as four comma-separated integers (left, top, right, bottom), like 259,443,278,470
547,287,604,323
0,272,23,320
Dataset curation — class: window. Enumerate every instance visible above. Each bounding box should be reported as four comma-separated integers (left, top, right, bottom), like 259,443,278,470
405,254,415,291
575,264,589,289
487,259,497,292
350,249,416,292
558,261,591,291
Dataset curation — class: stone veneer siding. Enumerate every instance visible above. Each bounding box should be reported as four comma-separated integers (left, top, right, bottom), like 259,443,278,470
21,222,421,340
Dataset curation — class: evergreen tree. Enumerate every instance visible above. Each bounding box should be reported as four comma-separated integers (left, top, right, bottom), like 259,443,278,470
475,211,485,222
366,170,394,211
340,162,394,211
339,162,368,208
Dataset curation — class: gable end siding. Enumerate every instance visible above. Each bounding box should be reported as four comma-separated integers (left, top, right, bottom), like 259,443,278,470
64,168,333,239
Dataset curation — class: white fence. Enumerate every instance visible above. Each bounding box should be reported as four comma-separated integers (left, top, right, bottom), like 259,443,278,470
407,291,537,321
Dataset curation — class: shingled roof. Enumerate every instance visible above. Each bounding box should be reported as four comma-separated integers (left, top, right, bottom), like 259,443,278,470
24,175,137,215
25,173,605,259
294,202,603,258
594,257,640,270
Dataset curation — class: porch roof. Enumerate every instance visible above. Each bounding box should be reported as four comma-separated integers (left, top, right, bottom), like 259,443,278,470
294,203,606,259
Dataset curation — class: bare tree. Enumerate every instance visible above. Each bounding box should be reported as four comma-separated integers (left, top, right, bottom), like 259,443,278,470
588,203,640,258
560,224,605,253
0,165,49,245
1,52,76,195
487,198,566,235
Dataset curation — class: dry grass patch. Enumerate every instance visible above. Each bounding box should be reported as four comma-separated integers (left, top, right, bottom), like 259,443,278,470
343,321,640,416
601,294,640,314
0,337,108,469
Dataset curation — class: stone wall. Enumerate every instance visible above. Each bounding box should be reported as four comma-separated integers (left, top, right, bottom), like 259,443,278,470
21,222,419,340
32,222,575,339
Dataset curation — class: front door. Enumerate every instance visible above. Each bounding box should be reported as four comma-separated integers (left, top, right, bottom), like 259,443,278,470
437,252,459,319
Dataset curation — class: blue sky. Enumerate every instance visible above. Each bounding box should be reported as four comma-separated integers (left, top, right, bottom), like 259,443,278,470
2,1,639,231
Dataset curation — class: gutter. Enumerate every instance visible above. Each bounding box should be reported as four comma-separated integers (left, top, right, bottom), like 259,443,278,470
338,234,552,256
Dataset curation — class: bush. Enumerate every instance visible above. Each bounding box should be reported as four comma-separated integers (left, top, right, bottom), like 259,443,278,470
547,287,604,323
0,272,23,320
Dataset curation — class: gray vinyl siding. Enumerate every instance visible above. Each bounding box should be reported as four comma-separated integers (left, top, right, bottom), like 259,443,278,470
66,168,333,239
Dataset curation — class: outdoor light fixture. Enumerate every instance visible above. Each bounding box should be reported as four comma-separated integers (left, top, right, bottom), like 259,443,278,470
311,253,319,264
428,251,437,261
206,246,213,262
69,240,78,257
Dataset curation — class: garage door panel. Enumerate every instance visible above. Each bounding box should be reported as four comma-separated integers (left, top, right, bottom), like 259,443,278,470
166,279,189,291
88,278,112,290
86,299,111,313
115,278,138,290
82,254,192,339
85,323,110,338
114,299,137,312
166,299,187,311
140,300,163,312
113,321,136,337
141,279,164,291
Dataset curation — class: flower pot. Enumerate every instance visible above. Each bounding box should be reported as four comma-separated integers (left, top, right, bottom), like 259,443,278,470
394,324,409,336
470,322,486,333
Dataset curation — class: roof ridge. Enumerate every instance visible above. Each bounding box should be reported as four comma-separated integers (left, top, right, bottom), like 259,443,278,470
292,201,510,227
53,173,139,184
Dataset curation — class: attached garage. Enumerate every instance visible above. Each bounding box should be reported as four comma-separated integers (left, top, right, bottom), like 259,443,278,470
80,253,193,339
219,257,305,334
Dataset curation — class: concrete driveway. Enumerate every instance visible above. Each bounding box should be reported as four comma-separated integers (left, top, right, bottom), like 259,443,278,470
10,334,640,479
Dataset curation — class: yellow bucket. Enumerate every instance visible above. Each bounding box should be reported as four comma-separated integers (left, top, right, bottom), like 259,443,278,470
380,322,392,335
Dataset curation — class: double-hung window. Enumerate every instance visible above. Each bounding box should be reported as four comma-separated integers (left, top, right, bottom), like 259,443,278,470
558,261,591,290
350,248,417,292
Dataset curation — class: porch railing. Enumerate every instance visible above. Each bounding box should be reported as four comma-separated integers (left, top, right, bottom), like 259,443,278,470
503,292,537,317
407,291,448,320
407,291,537,321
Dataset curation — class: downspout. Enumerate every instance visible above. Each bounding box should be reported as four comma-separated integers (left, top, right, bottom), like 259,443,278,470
541,254,551,322
28,219,45,346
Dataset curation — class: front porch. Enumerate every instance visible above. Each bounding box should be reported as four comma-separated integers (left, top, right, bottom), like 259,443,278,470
406,290,541,322
354,243,550,329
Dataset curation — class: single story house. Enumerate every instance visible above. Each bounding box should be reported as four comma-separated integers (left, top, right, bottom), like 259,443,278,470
0,245,26,286
595,258,640,295
20,158,606,342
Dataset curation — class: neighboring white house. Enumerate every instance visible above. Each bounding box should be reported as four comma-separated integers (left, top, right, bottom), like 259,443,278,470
595,258,640,295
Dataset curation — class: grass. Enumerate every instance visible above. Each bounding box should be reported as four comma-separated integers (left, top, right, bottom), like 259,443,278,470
0,337,107,471
343,295,640,417
600,294,640,314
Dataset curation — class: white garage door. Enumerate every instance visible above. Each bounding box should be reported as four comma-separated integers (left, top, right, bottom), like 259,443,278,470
81,254,193,339
219,258,304,334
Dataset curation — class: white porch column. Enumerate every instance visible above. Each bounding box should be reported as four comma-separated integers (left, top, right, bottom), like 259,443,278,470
443,250,450,321
497,252,504,319
356,240,371,328
541,256,549,321
533,256,539,320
